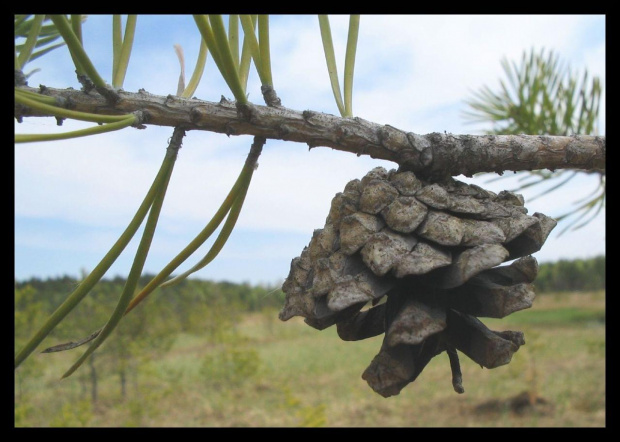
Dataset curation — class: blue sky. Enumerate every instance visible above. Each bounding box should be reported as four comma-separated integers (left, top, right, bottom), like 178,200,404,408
14,15,606,285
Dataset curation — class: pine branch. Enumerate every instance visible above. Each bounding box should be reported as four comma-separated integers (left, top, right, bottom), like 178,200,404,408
15,85,605,179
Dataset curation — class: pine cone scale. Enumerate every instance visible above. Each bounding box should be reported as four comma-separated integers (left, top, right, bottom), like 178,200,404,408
280,167,555,396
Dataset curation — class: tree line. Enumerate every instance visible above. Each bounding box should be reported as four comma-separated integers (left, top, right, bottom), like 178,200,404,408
534,255,605,293
13,255,603,405
15,273,285,317
15,254,605,335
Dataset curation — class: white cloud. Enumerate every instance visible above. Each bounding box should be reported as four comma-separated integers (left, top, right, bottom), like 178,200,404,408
15,120,166,227
352,15,604,133
15,15,606,282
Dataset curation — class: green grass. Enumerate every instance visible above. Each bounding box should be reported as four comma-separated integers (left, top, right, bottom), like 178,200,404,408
516,307,604,324
486,307,605,326
14,291,605,427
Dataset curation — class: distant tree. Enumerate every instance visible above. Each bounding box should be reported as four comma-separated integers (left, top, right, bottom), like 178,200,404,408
535,256,605,292
14,285,45,400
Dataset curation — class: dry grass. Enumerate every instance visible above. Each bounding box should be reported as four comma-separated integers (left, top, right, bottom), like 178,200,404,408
15,291,605,427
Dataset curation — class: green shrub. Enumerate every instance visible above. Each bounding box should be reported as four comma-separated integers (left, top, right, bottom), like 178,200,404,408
200,346,261,387
49,400,93,427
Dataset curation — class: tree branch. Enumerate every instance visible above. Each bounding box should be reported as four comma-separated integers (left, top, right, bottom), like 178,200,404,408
15,85,605,179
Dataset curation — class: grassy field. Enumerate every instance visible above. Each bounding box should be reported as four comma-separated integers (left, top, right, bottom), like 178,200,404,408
14,290,605,427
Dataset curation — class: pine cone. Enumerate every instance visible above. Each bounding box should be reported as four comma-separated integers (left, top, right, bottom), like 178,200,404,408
279,167,556,398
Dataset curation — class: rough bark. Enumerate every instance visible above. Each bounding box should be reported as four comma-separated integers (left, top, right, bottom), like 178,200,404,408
15,85,605,178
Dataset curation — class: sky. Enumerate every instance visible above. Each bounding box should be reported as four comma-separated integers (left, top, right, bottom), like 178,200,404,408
14,15,606,286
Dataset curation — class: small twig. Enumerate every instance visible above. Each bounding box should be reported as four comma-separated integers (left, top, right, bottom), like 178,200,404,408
15,85,605,176
446,343,465,394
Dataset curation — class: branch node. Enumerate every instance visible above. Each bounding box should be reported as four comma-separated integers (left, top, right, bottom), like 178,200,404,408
224,122,236,137
236,102,256,122
261,84,282,107
402,132,434,172
219,95,233,106
303,110,318,124
168,127,186,152
245,136,265,170
376,126,390,147
15,70,27,87
55,96,68,108
95,85,121,105
76,71,96,94
189,106,203,125
131,110,149,129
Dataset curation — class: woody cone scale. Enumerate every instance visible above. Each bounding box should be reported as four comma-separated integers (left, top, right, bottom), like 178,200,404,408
279,167,556,397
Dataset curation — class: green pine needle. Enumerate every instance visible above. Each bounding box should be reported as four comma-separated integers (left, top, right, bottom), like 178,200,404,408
318,15,345,117
15,143,176,368
61,129,182,379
